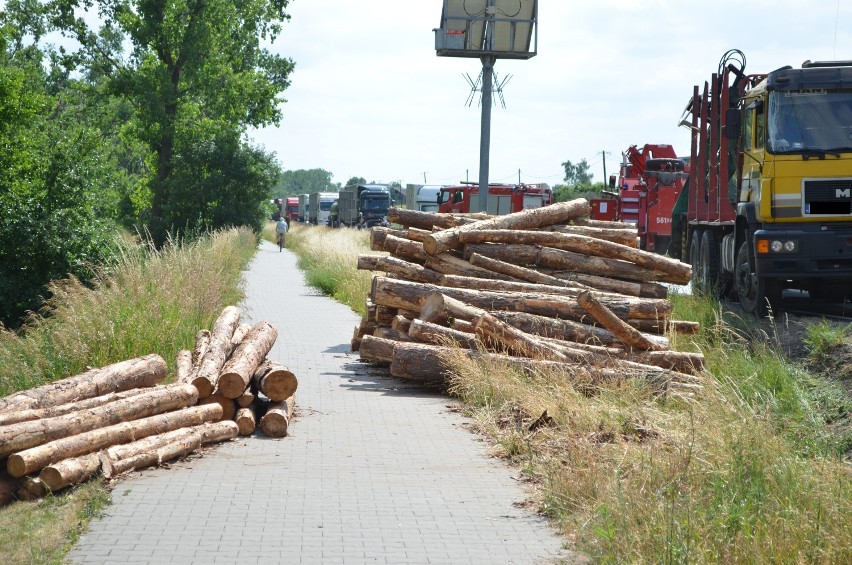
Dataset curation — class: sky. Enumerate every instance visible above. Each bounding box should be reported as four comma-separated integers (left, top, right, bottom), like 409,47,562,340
250,0,852,188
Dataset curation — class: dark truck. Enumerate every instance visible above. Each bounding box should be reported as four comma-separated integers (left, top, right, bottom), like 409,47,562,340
337,184,391,228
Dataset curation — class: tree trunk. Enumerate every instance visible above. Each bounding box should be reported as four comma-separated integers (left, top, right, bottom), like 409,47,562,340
370,226,408,251
252,360,298,402
627,318,700,335
235,406,256,436
473,313,591,363
0,354,167,414
458,230,691,284
461,242,672,284
357,254,383,270
198,394,236,421
37,452,101,493
369,256,443,285
391,315,412,333
227,323,253,358
0,383,199,460
577,291,665,351
260,396,295,438
175,350,193,384
491,311,669,349
451,319,475,333
424,253,518,281
358,335,395,364
218,321,278,399
571,217,636,229
99,421,239,479
439,273,590,297
382,234,428,263
372,277,671,322
192,306,241,398
419,292,487,325
6,403,221,478
191,329,211,366
466,253,589,288
386,208,478,230
408,319,479,349
423,198,591,255
235,388,255,408
542,224,638,247
0,388,152,427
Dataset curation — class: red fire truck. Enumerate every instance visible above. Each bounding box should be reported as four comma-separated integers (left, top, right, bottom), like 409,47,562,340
437,183,553,215
590,144,687,254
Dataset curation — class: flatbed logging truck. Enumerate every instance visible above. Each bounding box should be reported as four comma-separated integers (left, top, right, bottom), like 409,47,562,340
590,144,687,254
673,49,852,315
437,183,552,215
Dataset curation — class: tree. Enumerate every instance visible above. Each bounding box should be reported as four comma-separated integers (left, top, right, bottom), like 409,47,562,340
51,0,295,244
345,177,367,187
274,169,334,197
561,159,594,187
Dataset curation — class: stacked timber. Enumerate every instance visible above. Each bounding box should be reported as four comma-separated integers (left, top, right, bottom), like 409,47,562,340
353,199,704,394
0,307,299,505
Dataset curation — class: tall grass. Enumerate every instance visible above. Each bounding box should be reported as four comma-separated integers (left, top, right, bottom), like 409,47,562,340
0,227,258,564
280,223,379,317
282,225,851,562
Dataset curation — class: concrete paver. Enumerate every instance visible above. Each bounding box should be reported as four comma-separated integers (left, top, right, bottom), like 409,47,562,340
66,240,573,564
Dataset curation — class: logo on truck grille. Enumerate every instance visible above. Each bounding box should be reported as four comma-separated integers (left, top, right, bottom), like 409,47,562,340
803,178,852,216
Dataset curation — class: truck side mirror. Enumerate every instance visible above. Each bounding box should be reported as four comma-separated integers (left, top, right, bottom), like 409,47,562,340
608,175,617,189
437,191,444,204
724,108,742,140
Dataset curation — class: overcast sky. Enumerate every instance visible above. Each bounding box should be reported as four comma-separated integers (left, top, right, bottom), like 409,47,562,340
252,1,849,187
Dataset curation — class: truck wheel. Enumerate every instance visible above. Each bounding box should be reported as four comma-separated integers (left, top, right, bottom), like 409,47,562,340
689,228,704,291
698,230,721,296
735,242,780,317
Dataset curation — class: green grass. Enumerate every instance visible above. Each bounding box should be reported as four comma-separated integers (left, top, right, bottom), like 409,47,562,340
0,227,258,564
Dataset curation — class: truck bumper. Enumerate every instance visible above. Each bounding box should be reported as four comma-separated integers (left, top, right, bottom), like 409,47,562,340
754,225,852,280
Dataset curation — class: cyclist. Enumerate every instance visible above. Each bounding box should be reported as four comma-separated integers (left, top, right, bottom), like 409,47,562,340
275,216,288,251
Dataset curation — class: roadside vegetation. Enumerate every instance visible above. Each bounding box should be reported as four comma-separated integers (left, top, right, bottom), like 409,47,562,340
0,228,257,564
287,225,852,564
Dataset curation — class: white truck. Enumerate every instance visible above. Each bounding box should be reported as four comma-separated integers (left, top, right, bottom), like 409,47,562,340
297,194,310,222
308,192,339,225
404,184,444,212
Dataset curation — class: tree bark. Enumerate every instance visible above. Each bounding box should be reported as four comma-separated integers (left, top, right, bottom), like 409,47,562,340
424,253,518,281
418,292,487,325
16,476,46,501
252,360,298,402
374,326,412,342
0,354,167,415
386,208,478,230
370,226,408,250
0,383,199,460
357,254,383,270
37,452,101,493
466,252,589,288
0,388,152,427
235,387,255,408
423,198,591,255
571,217,636,229
6,403,221,478
175,350,193,384
235,406,256,436
260,396,295,438
408,319,479,349
371,256,443,285
542,224,638,247
372,277,671,323
99,421,239,480
627,318,700,335
192,306,241,398
577,291,665,351
439,274,591,297
359,335,396,364
391,315,412,332
191,329,211,366
473,313,591,363
382,234,428,263
458,230,692,284
218,321,278,399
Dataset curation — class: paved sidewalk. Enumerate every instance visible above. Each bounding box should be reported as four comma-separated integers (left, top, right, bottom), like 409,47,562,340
67,240,573,564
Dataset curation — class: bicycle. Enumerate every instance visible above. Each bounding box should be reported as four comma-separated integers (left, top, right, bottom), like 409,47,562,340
277,232,285,252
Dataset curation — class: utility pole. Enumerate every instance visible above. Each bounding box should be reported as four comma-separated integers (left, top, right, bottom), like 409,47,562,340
601,150,611,186
422,172,427,184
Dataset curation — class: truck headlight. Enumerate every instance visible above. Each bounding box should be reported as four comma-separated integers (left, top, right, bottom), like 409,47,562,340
757,239,799,254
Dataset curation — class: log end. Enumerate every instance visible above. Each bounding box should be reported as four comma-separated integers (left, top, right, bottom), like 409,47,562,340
422,235,439,256
6,455,27,479
191,377,215,399
217,373,248,399
37,468,65,493
259,414,289,438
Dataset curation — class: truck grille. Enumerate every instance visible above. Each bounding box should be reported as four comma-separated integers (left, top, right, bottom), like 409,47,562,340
804,179,852,215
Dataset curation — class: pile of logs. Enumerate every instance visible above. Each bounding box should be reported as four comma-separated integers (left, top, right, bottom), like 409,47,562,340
0,306,297,505
353,198,705,394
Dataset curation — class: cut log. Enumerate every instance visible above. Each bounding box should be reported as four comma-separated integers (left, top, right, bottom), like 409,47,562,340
374,326,413,342
192,306,241,398
6,402,221,478
357,254,384,270
1,469,23,507
473,313,590,363
198,394,236,421
175,349,193,384
235,387,255,408
424,253,518,281
439,274,591,297
218,321,278,399
38,453,100,493
408,319,479,349
403,227,432,242
17,477,46,501
372,277,671,323
458,230,691,284
492,311,668,349
252,360,298,402
191,330,211,366
467,253,589,288
571,217,636,229
359,334,395,364
375,256,443,285
461,242,672,284
542,224,639,247
628,318,700,335
383,234,429,263
450,319,475,333
370,226,408,250
422,198,591,255
386,208,478,230
0,387,152,427
227,323,253,359
419,292,487,325
391,314,412,333
375,305,398,324
235,406,256,436
260,396,295,438
99,421,239,479
577,291,665,351
0,382,199,460
0,354,167,415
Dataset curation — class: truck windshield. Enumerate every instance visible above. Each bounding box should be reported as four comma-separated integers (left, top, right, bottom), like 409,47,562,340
362,198,388,211
320,202,333,211
767,90,852,153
